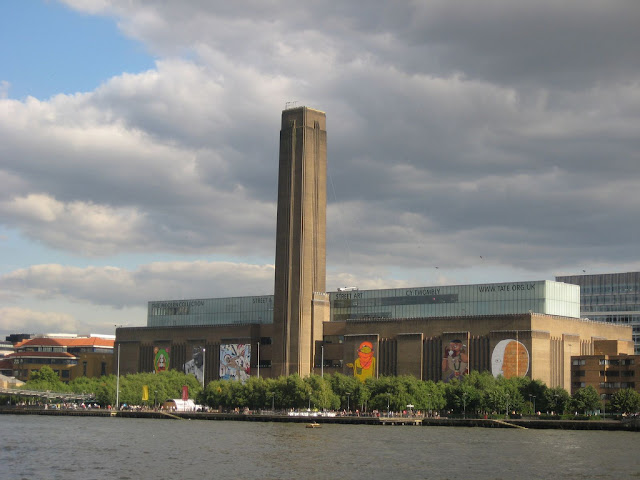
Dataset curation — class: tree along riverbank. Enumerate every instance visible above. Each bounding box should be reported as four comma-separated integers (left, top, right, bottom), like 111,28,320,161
2,406,639,431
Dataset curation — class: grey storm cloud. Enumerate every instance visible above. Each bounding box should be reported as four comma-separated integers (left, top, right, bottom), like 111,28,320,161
0,262,275,308
1,0,640,311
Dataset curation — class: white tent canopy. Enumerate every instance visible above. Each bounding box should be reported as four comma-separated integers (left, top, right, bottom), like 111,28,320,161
163,399,197,411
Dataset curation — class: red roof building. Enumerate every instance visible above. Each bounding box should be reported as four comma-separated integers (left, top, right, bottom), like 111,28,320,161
7,336,114,383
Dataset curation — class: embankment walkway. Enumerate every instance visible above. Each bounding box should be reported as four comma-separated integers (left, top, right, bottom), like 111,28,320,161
2,407,639,431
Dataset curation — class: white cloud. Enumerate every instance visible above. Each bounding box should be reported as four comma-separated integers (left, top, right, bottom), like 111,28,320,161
0,261,275,308
0,307,78,334
0,194,146,256
1,0,640,335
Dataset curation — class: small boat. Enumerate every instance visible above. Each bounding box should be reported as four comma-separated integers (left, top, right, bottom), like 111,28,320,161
306,422,321,428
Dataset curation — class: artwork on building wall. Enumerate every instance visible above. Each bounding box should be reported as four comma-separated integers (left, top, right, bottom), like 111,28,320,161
491,339,530,378
183,345,204,384
219,344,250,382
442,339,469,382
154,347,170,374
347,341,376,382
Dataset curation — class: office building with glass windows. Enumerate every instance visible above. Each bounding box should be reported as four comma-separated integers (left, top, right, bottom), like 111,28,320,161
570,339,638,399
556,272,640,354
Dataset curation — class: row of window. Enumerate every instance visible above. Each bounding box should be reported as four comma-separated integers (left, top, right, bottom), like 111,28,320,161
581,285,640,294
598,371,635,377
333,313,392,322
581,294,640,304
333,294,459,309
150,313,272,327
588,314,640,324
599,359,635,366
315,360,345,368
573,358,636,366
323,335,345,344
13,358,77,365
583,305,640,313
18,347,112,354
600,382,636,388
152,305,191,316
22,347,66,352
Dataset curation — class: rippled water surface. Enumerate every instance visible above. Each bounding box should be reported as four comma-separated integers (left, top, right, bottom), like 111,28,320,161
2,414,640,479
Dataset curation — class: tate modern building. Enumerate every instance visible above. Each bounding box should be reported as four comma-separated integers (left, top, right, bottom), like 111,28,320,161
115,107,631,390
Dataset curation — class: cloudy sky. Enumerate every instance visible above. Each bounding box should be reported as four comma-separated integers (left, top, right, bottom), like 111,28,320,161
1,0,640,337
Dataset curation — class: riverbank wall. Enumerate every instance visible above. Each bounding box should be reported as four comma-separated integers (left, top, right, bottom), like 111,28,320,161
2,407,639,431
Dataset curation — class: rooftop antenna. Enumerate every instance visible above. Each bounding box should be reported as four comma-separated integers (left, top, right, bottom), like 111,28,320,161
285,100,299,110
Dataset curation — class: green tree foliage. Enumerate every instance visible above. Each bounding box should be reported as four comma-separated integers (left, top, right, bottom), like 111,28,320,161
276,374,309,409
485,384,509,414
68,376,102,396
444,380,481,415
543,386,571,415
571,386,601,414
304,375,340,411
610,388,640,415
86,370,203,408
519,378,546,414
24,366,70,393
29,366,592,418
496,377,525,414
327,373,359,410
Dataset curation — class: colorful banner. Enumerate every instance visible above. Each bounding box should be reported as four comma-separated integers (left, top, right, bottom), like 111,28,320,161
183,345,204,384
142,385,149,401
442,339,469,382
182,385,189,401
154,346,170,373
219,344,250,382
347,341,376,382
491,339,529,378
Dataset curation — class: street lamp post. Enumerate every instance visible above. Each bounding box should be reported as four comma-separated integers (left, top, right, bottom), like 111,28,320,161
567,343,573,383
462,393,467,418
505,394,510,419
202,348,206,388
529,394,536,416
346,393,351,413
321,344,324,378
271,393,275,412
256,342,260,379
387,393,390,417
115,341,121,411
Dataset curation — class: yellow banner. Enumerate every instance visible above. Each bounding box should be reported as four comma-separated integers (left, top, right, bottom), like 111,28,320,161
142,385,149,401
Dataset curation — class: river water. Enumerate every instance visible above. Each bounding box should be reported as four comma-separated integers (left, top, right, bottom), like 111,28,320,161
2,414,639,479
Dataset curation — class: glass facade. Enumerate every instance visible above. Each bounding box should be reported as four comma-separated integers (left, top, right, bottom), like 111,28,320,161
330,280,579,321
147,280,579,328
556,272,640,354
148,296,274,327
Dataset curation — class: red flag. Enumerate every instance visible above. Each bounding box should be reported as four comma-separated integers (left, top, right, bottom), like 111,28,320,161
182,385,189,401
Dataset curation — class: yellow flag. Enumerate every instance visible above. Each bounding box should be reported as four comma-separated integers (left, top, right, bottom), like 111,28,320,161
142,385,149,401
